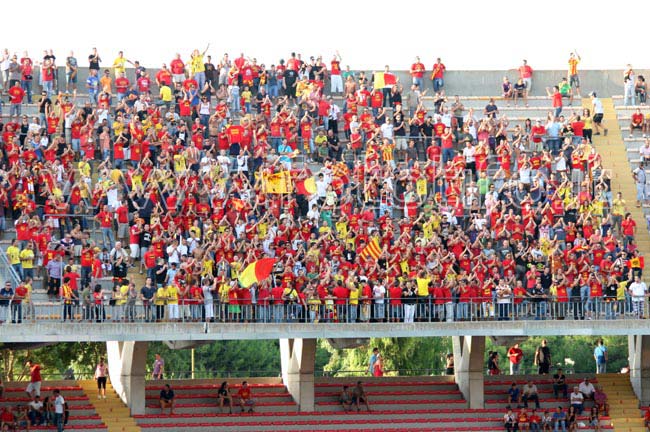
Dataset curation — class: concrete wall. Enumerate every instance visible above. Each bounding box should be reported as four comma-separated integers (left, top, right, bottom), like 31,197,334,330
4,320,650,343
24,67,637,98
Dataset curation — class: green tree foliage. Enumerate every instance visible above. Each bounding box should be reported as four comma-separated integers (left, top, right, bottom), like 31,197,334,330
0,343,106,381
319,337,453,376
486,336,629,375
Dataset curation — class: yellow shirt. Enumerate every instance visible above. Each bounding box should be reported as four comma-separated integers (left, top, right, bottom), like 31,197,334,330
113,57,127,75
335,221,348,239
6,245,20,265
416,277,431,297
219,283,230,303
230,261,242,280
241,90,252,103
116,284,129,306
160,85,172,102
617,281,628,301
191,55,205,75
19,249,34,269
201,259,214,277
173,154,187,173
154,287,167,306
612,199,626,216
349,287,359,305
166,285,179,305
78,161,91,178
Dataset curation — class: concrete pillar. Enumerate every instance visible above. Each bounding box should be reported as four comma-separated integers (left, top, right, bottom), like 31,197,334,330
280,338,316,412
106,341,148,415
628,335,650,405
453,335,485,409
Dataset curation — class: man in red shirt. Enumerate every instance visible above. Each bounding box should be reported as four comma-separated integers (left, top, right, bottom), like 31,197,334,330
518,59,533,93
330,52,342,93
170,54,185,83
8,83,25,117
237,381,256,413
95,205,115,249
115,72,130,101
431,58,446,92
155,64,172,87
507,343,524,375
621,213,637,248
630,108,646,138
410,56,425,89
25,360,42,398
546,85,562,117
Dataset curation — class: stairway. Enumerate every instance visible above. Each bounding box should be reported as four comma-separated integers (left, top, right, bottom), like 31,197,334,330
79,379,141,432
584,97,650,254
597,374,644,432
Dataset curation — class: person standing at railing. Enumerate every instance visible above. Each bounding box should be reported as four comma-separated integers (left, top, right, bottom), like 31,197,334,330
496,279,513,321
629,275,647,319
0,282,13,324
11,281,25,324
61,277,76,322
402,281,417,323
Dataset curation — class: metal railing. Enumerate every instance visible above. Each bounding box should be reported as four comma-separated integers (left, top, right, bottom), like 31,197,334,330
0,296,647,324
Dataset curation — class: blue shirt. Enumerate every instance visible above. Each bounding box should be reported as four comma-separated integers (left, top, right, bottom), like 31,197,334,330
546,122,560,138
86,76,99,91
594,345,607,363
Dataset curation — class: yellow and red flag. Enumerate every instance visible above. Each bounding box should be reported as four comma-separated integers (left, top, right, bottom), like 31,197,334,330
238,258,277,288
295,177,317,195
263,171,291,194
360,238,382,261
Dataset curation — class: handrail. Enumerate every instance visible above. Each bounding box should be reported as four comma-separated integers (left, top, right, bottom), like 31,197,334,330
1,295,645,325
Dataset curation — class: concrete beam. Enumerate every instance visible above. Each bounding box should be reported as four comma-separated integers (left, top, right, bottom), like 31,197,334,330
2,321,650,343
453,336,485,409
629,335,650,405
280,339,316,411
106,341,148,415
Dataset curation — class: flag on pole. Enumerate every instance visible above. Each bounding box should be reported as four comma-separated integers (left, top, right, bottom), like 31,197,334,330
360,238,382,261
295,177,317,195
238,258,277,288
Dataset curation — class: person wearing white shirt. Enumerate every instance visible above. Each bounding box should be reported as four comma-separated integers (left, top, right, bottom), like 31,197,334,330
315,173,328,199
306,204,320,222
373,281,386,322
629,275,647,318
380,118,394,141
202,278,214,322
53,389,66,432
578,378,595,400
570,386,584,414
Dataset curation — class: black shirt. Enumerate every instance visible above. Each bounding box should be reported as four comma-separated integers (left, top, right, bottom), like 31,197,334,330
88,54,100,70
284,70,298,87
141,286,156,302
160,389,174,401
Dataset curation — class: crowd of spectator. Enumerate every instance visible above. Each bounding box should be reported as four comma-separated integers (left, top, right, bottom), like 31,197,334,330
0,48,647,325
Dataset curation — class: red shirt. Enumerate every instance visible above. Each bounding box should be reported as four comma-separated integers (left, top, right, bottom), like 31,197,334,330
97,211,113,228
552,92,562,108
518,65,533,79
8,86,25,104
170,59,185,75
30,364,42,382
115,77,130,94
411,62,425,78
